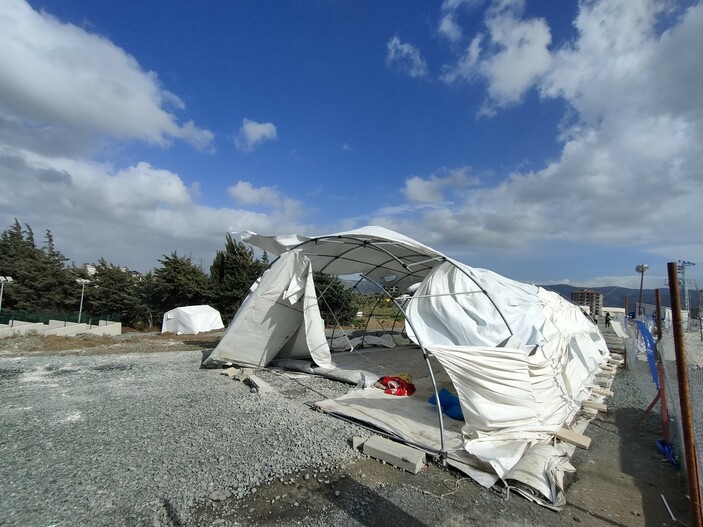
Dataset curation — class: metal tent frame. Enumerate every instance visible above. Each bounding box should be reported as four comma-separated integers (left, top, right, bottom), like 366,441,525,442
262,232,516,458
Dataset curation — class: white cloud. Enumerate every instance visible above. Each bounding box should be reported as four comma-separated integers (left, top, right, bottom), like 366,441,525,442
402,166,479,203
0,1,305,272
234,118,278,152
228,181,280,205
438,0,483,42
0,147,310,271
441,35,483,84
0,0,213,150
386,36,429,78
372,0,703,281
441,0,552,109
439,14,463,42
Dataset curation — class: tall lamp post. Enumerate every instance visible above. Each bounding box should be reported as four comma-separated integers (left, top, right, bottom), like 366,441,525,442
0,276,14,315
635,264,649,316
76,278,91,324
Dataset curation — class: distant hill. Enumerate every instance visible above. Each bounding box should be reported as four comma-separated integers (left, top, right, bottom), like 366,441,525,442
341,278,698,310
539,284,676,309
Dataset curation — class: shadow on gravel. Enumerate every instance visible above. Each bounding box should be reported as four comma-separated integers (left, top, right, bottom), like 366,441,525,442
0,366,23,380
568,502,628,526
319,476,430,527
91,364,132,372
162,498,184,526
184,339,220,349
614,405,690,527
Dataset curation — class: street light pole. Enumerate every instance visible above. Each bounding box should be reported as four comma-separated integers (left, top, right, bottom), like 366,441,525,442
76,278,91,324
635,264,649,317
0,276,14,315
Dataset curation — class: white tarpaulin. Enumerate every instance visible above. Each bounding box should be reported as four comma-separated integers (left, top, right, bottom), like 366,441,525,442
161,305,224,335
204,250,332,368
205,226,609,507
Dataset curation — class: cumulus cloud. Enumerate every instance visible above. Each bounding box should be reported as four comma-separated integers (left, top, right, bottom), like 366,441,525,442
402,167,479,203
0,0,213,150
0,147,310,271
441,0,552,110
228,181,280,205
386,36,429,78
234,118,277,152
372,0,703,278
0,1,307,272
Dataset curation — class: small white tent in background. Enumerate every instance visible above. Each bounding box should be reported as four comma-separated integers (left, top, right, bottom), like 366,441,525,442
161,305,224,335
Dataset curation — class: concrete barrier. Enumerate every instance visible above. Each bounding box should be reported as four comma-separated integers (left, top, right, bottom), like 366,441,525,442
43,323,90,336
85,322,122,336
0,322,46,338
0,319,122,338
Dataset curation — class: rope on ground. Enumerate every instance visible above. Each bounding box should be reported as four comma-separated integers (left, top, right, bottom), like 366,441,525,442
267,369,336,400
407,477,472,498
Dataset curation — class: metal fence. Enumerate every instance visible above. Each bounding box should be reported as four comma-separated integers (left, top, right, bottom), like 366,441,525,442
622,308,703,521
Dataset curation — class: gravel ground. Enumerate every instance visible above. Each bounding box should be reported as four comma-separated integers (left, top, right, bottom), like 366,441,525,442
0,329,692,527
0,349,362,527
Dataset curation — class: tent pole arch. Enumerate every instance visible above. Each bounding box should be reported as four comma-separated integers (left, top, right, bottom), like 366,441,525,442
287,236,449,456
293,235,515,337
444,258,514,335
360,273,448,457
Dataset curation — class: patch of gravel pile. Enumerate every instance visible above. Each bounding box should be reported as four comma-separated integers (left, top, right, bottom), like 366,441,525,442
0,350,365,526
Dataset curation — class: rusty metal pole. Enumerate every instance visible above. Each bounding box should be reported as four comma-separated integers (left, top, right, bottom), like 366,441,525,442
668,262,703,526
623,295,629,369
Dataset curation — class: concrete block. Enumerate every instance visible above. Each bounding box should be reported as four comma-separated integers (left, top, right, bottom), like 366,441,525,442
236,368,255,381
222,367,241,379
352,436,367,450
362,435,425,474
43,323,90,336
85,322,122,336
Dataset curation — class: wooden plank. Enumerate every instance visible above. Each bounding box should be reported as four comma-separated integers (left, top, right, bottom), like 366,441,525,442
592,386,614,397
582,400,608,412
557,428,591,450
595,377,612,387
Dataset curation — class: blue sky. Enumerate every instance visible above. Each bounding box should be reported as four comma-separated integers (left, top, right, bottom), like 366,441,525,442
1,0,701,291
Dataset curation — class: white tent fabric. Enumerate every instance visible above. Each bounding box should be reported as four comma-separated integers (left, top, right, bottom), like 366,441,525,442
161,305,224,335
204,250,332,368
207,226,609,506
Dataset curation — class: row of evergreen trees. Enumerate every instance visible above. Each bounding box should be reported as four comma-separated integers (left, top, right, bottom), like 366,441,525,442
0,220,267,329
0,219,359,330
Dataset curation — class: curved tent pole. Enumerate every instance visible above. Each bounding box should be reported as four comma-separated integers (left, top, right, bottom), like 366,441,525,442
302,235,511,337
360,273,447,458
285,235,448,457
442,258,514,336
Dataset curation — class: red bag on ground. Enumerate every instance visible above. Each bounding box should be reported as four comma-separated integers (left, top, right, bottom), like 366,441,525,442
377,376,416,396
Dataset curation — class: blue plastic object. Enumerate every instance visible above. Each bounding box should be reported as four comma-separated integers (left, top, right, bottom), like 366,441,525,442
428,388,464,421
636,320,659,389
657,439,679,468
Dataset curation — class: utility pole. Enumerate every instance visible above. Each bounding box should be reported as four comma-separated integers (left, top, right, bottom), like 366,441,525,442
679,260,696,313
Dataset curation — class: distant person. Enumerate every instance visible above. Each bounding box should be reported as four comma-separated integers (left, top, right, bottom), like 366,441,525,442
605,312,611,328
593,314,598,325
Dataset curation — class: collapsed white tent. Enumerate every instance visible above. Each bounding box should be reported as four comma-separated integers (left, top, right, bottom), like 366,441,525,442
204,226,609,507
161,305,224,335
